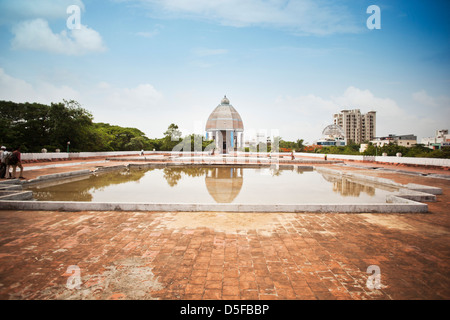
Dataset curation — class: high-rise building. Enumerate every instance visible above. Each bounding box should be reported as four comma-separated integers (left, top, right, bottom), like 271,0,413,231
333,109,376,144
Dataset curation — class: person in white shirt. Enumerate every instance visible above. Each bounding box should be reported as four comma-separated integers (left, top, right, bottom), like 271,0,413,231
0,146,11,179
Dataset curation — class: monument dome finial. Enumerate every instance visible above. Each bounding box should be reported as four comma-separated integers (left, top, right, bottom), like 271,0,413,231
221,95,230,105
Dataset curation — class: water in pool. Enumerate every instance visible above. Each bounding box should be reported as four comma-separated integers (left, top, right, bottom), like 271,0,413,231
27,166,397,204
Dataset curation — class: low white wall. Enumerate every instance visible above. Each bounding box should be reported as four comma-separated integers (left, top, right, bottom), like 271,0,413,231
21,150,213,161
21,151,450,167
22,151,141,161
295,153,365,161
295,152,450,167
374,155,450,167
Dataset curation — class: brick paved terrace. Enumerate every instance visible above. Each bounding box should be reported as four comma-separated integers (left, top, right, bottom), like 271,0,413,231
0,158,449,300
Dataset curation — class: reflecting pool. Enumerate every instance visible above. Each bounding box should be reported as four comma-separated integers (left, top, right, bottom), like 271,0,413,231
27,166,397,204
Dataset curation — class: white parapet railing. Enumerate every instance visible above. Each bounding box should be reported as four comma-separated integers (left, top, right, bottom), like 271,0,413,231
372,155,450,167
20,150,450,167
22,151,142,161
294,152,450,167
294,153,365,161
21,150,213,161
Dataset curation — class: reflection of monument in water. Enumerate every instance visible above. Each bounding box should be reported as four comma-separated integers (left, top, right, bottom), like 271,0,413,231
320,172,375,197
205,167,243,203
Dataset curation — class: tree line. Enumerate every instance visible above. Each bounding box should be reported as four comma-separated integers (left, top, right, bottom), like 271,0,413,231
312,142,450,158
0,100,212,153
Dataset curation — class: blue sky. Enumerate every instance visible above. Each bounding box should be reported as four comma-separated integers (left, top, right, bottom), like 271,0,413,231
0,0,449,144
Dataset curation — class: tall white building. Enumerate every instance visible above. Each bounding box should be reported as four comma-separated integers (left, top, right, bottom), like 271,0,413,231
333,109,376,144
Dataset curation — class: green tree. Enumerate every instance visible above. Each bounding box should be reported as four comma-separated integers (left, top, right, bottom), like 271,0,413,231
0,100,154,152
296,139,305,152
0,100,93,152
274,137,305,152
46,100,94,152
0,101,51,152
161,124,182,151
92,123,152,151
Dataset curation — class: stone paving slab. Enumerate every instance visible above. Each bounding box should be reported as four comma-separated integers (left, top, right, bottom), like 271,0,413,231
0,207,449,300
0,158,449,300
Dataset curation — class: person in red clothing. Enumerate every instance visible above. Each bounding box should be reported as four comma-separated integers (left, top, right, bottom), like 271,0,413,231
10,146,24,179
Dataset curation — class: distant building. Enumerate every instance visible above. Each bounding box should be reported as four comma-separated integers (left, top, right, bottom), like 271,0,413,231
333,109,376,144
316,124,346,146
243,131,270,149
421,129,450,149
371,134,417,148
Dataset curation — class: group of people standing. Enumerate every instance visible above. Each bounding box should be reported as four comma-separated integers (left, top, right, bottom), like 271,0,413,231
0,146,24,179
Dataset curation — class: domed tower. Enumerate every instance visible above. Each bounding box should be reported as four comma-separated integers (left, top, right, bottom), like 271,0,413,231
317,124,347,146
205,96,244,154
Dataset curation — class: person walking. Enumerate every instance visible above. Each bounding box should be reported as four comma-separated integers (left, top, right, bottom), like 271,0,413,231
10,147,25,179
2,148,13,179
0,146,7,178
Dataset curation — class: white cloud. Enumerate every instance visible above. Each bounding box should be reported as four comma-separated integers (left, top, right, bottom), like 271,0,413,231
332,87,449,140
11,19,106,55
132,0,360,35
0,68,79,104
334,86,403,117
333,86,415,136
136,24,163,38
2,0,105,56
82,82,165,133
0,0,85,24
97,82,112,90
0,68,166,135
412,90,443,108
268,93,339,143
275,94,337,115
107,84,163,110
257,86,450,143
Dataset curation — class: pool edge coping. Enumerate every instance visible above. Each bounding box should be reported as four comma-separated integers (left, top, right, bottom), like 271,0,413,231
0,162,439,213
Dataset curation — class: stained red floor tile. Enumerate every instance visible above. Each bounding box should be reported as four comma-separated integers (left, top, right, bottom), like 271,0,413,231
0,160,449,300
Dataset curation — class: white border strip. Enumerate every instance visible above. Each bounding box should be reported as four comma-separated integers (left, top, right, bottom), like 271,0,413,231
0,199,428,213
